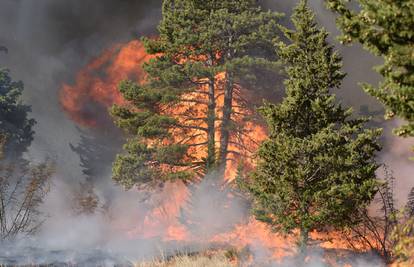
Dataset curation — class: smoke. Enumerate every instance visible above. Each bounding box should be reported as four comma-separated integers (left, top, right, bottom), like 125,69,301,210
0,0,161,181
0,0,165,264
261,0,414,207
261,0,382,105
180,174,249,239
0,173,388,266
380,120,414,206
248,246,386,267
33,180,166,260
0,175,249,265
0,0,412,266
0,181,171,265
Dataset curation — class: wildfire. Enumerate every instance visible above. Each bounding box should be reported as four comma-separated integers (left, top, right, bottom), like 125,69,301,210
164,71,267,181
127,181,190,241
59,40,152,126
59,39,372,266
60,39,265,179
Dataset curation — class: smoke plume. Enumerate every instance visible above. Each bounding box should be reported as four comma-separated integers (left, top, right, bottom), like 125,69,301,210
0,0,412,266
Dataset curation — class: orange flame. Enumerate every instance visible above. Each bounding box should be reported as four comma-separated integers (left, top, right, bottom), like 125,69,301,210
127,182,190,241
59,40,152,126
60,39,265,179
59,40,371,265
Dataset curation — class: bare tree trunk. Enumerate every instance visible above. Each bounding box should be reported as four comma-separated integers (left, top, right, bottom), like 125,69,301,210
218,71,234,177
206,77,216,171
0,189,5,236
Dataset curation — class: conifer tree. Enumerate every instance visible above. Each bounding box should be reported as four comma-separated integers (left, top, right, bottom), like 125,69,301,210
326,0,414,150
111,0,281,189
0,68,35,159
241,1,382,255
0,49,52,240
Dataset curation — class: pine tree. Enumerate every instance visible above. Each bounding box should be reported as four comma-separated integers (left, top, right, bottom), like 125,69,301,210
0,49,52,240
326,0,414,152
111,0,281,189
0,68,35,159
241,1,382,255
69,126,124,214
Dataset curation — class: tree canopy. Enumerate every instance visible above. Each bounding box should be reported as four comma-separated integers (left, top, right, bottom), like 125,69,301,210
326,0,414,147
0,50,52,240
0,68,35,159
111,0,281,189
240,0,382,254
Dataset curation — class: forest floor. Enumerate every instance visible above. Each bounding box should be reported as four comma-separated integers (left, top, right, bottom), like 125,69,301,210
134,250,235,267
133,247,393,267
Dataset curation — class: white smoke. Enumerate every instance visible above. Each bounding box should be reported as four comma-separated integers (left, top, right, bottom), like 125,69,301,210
379,120,414,207
0,1,410,266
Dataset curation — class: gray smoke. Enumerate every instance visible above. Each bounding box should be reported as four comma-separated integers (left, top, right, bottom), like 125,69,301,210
0,0,412,266
261,0,414,207
248,246,385,267
0,0,166,264
0,0,161,182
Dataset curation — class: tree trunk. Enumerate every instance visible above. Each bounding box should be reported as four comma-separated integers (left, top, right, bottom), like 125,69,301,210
218,71,234,177
0,193,5,237
206,77,216,171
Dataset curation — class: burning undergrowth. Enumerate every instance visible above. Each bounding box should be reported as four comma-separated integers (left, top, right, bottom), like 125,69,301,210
0,178,387,267
0,40,388,266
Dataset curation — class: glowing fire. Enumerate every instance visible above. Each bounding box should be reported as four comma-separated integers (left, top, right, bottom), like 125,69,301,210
127,182,190,241
163,71,267,181
59,38,267,241
59,40,152,126
60,40,372,265
60,39,265,179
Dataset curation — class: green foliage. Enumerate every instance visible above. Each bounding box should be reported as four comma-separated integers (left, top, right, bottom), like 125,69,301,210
111,0,281,189
393,185,414,263
325,0,414,146
392,214,414,265
0,68,35,158
240,1,382,252
111,78,189,189
340,165,397,263
0,49,52,240
111,137,192,189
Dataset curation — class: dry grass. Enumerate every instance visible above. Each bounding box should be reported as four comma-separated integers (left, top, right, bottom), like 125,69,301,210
135,251,235,267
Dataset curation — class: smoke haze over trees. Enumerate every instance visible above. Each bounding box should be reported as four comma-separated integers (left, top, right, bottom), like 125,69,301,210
0,0,411,204
110,0,281,189
326,0,414,147
0,0,413,266
0,49,53,242
241,0,381,257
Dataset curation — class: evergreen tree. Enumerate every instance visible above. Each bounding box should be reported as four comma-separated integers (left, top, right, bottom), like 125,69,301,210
0,68,35,159
70,126,123,214
111,0,281,189
326,0,414,151
0,49,52,240
241,1,382,255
